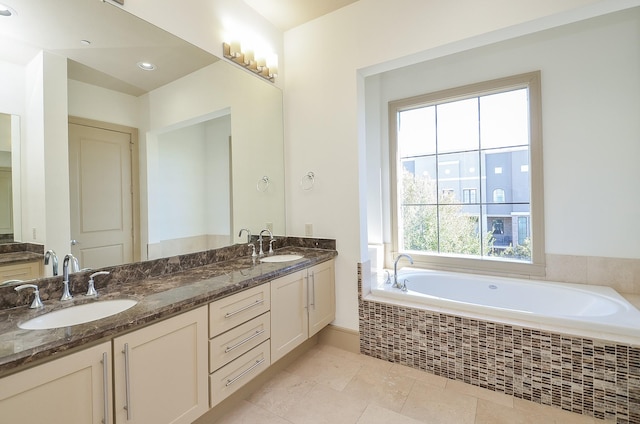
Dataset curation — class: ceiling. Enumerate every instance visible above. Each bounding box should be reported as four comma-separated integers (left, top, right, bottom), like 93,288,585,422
0,0,218,96
0,0,357,96
243,0,359,31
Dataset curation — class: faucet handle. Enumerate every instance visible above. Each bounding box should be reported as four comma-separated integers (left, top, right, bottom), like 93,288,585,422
87,271,110,297
15,284,44,309
248,243,257,258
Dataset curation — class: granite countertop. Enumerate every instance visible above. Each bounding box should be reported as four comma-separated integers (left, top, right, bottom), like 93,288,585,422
0,246,336,377
0,251,43,266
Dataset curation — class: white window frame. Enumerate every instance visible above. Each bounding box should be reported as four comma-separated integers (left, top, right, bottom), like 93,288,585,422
388,71,545,277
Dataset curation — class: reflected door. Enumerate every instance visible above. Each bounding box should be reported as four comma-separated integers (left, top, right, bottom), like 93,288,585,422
69,122,133,269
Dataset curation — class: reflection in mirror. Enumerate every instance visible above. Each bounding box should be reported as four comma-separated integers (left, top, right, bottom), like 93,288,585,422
148,111,232,259
0,113,12,243
0,1,285,280
0,112,20,244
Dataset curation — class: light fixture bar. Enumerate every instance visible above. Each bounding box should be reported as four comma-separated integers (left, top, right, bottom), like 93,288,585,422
222,42,276,83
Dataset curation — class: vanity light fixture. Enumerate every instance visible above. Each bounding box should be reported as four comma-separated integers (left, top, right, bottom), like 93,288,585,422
0,3,16,17
137,61,156,71
222,42,277,82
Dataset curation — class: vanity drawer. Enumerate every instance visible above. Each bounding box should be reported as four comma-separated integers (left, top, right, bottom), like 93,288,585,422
209,284,270,338
209,340,270,407
209,312,270,372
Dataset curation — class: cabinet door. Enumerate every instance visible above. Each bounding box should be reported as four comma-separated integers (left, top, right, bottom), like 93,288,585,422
0,341,112,424
0,261,42,282
308,260,336,337
113,306,208,424
270,270,307,362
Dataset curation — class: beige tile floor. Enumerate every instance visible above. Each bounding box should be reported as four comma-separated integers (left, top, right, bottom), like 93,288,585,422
215,344,599,424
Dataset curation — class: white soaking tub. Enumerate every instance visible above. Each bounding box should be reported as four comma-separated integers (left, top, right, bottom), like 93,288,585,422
370,268,640,342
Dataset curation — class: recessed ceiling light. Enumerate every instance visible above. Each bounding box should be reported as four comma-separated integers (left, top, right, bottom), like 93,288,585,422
137,61,156,71
0,3,16,17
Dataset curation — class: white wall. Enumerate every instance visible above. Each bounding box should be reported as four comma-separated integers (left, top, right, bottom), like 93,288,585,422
205,117,232,237
116,0,284,88
367,8,640,259
148,116,231,244
142,61,285,246
68,80,140,128
283,0,640,330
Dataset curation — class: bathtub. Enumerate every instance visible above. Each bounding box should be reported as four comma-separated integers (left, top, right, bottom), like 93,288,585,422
370,268,640,342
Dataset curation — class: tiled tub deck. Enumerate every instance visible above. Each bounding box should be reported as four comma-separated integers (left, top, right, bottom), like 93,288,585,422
357,264,640,423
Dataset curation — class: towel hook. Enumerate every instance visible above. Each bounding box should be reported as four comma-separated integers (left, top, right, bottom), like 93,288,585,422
300,172,315,191
256,176,270,192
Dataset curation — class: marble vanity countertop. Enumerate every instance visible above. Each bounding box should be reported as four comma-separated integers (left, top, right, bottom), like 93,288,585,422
0,246,336,377
0,251,43,266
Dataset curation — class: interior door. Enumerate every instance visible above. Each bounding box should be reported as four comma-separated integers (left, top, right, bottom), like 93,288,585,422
69,122,134,269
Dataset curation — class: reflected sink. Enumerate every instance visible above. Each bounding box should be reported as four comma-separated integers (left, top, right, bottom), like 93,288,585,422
260,254,304,263
18,299,138,330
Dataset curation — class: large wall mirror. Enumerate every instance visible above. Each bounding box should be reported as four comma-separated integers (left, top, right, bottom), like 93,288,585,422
0,112,20,244
0,0,285,277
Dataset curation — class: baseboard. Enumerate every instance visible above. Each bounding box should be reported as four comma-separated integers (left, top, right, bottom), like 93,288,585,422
318,324,360,354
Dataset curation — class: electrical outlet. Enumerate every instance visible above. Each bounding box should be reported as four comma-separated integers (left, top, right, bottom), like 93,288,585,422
266,222,273,232
305,223,313,236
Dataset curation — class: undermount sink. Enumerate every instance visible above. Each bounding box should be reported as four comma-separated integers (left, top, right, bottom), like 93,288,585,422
260,254,304,263
18,299,138,330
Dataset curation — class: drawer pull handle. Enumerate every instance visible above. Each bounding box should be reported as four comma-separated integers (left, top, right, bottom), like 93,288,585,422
224,299,264,318
102,352,109,424
224,329,266,353
226,358,266,387
123,343,132,420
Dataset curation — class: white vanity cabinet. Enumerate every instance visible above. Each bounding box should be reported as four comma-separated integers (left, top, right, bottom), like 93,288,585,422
112,306,208,424
0,260,42,282
208,284,271,407
271,260,335,362
0,341,113,424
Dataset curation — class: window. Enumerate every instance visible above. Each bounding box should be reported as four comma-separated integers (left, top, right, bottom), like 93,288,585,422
463,189,477,204
389,72,544,276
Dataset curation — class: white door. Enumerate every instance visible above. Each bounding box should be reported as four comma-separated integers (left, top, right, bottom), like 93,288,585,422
69,122,133,269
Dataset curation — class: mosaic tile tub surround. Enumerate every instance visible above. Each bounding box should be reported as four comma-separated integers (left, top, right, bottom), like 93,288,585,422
357,263,640,422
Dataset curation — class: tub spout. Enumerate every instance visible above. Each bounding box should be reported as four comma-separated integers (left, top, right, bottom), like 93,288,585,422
393,254,413,288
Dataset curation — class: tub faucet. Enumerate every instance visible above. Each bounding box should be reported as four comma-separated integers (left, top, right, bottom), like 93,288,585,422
393,254,413,288
61,254,79,301
44,250,58,276
258,229,273,256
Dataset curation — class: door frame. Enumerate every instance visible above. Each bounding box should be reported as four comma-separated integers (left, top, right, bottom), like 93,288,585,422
68,116,141,263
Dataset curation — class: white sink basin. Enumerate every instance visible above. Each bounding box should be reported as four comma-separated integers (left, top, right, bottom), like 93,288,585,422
260,254,304,263
19,299,138,330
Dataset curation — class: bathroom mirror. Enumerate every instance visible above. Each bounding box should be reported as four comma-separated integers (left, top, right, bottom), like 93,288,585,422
0,112,20,244
0,113,13,242
0,0,285,273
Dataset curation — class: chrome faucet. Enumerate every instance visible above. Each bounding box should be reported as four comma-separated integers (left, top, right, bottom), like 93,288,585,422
44,250,58,276
238,228,252,244
393,254,413,288
61,254,79,301
258,229,273,256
